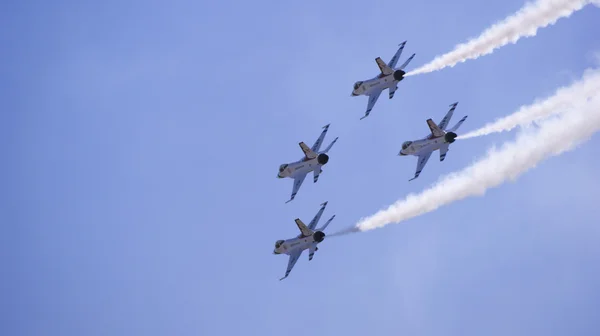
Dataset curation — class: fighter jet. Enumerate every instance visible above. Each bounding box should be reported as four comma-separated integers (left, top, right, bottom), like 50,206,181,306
399,102,468,181
351,41,416,120
278,124,338,203
274,201,336,281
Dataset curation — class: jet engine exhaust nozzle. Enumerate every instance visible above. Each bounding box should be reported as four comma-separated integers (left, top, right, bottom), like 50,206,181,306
445,132,457,143
393,70,406,81
317,153,329,165
313,231,325,243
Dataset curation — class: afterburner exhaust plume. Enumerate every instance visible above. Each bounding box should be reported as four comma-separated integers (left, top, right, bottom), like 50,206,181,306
406,0,592,76
461,68,600,139
337,95,600,234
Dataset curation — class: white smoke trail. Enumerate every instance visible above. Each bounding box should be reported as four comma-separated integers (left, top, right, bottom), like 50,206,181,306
334,94,600,234
460,68,600,139
406,0,593,76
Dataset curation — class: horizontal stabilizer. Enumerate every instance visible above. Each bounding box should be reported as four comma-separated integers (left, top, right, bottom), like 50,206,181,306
440,143,449,161
322,137,339,153
398,53,415,70
389,85,397,99
308,244,317,261
446,115,468,133
317,215,336,232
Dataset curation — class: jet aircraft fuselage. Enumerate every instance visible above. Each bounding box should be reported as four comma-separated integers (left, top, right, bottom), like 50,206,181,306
273,230,325,256
399,132,457,156
277,153,329,179
351,69,406,97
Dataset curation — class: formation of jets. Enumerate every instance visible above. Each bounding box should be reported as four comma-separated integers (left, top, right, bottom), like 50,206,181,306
274,41,467,280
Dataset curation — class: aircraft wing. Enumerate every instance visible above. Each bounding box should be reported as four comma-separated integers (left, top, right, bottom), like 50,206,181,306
286,173,307,203
409,151,433,181
280,250,302,280
360,90,382,120
389,85,397,99
295,218,313,237
311,124,330,152
308,201,328,230
387,41,406,69
438,102,458,131
439,143,449,161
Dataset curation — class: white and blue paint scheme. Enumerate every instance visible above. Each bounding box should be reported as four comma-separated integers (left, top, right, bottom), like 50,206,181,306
399,102,468,181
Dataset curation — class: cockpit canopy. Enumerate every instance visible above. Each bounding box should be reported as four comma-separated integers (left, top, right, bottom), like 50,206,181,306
279,164,288,172
275,240,285,248
402,141,413,150
353,81,363,90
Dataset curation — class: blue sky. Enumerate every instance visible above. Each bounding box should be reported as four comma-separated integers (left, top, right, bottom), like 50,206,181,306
2,0,600,335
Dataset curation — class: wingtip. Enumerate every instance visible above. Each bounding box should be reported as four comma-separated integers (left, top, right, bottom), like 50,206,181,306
451,102,459,107
321,201,328,206
323,123,331,129
400,40,407,46
285,199,293,204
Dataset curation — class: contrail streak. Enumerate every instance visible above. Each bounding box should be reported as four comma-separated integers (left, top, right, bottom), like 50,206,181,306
461,68,600,139
406,0,593,76
332,94,600,235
